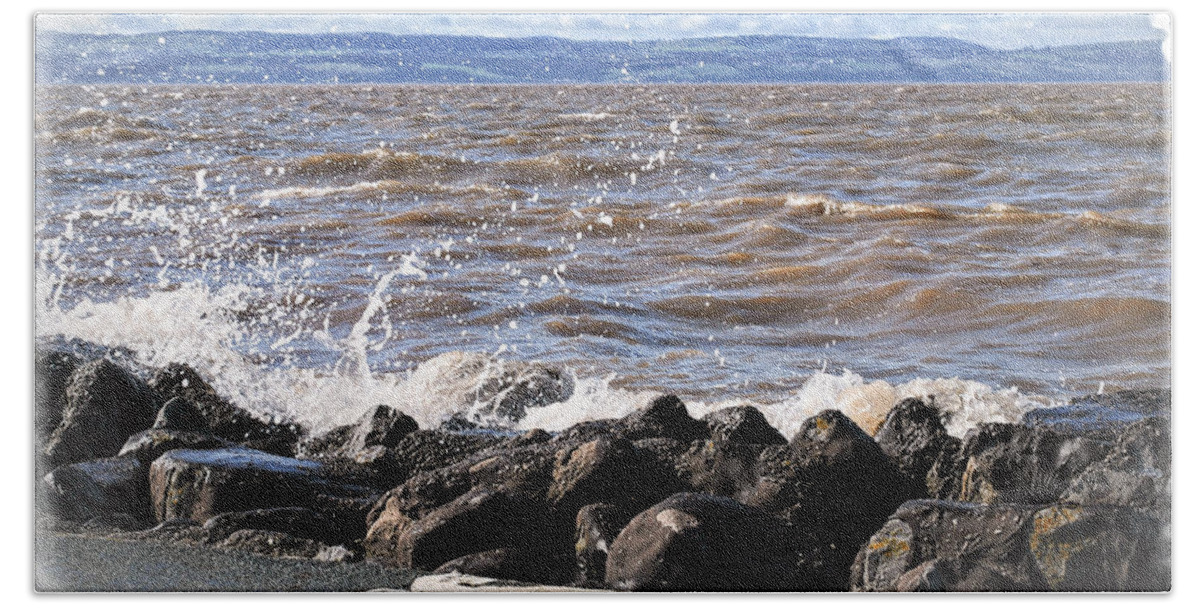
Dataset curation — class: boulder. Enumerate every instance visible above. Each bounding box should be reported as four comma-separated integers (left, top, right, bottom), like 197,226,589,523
574,503,626,587
152,397,210,432
434,547,575,586
298,404,418,459
150,363,300,449
675,439,766,498
1060,416,1170,510
385,429,506,483
701,405,786,445
1022,389,1169,435
394,486,551,571
201,506,346,545
406,351,574,425
957,423,1111,505
745,409,915,588
147,447,376,524
924,436,965,500
546,436,684,526
604,492,799,591
874,397,953,497
215,529,326,559
851,499,1170,592
363,493,416,567
616,395,709,443
34,347,83,440
119,428,233,464
42,455,151,524
45,359,161,467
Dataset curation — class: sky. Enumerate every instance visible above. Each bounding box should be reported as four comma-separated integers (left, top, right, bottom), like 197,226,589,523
36,12,1169,51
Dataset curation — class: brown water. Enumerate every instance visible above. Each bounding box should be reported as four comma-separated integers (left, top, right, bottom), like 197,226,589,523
33,83,1171,432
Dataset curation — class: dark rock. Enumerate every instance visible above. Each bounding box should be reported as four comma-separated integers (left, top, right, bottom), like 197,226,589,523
874,397,953,497
201,506,345,545
363,493,416,567
45,359,161,467
557,419,621,445
42,455,151,523
152,397,210,432
34,347,83,440
505,428,553,448
216,529,326,559
385,429,506,483
299,405,418,459
1060,416,1170,510
616,394,709,443
434,547,575,585
150,363,300,447
675,439,766,498
851,499,1169,592
119,428,233,464
604,492,799,591
958,423,1112,505
850,500,1047,592
574,503,626,587
394,486,551,571
147,447,377,523
120,518,208,545
701,405,786,445
547,436,685,528
410,352,574,426
924,436,965,500
745,409,915,589
1023,389,1169,435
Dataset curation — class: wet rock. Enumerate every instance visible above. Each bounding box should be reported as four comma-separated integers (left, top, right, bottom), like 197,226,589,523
957,423,1112,505
434,547,575,586
745,409,915,588
386,429,506,483
119,428,233,464
574,503,626,587
201,506,344,545
1060,416,1170,510
147,447,377,523
874,397,954,497
604,492,799,591
701,405,787,445
850,500,1047,592
505,428,553,448
216,529,325,559
1023,389,1169,435
299,405,418,459
34,347,83,440
45,359,162,467
408,351,574,425
675,439,766,498
547,436,684,526
150,363,300,448
851,499,1169,592
616,395,709,443
42,455,151,523
152,397,210,432
394,486,551,571
924,436,965,500
363,493,417,567
120,518,208,545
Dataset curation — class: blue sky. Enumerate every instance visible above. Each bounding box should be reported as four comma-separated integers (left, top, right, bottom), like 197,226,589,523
38,12,1168,51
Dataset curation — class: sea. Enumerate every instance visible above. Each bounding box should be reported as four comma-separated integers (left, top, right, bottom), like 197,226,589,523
33,83,1171,439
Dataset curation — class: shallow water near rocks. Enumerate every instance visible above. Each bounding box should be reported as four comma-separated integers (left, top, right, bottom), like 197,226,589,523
35,83,1170,436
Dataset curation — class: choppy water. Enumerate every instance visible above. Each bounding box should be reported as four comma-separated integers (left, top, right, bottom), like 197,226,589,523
34,83,1171,436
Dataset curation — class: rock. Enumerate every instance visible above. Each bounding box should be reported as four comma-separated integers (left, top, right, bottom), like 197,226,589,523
363,493,416,567
574,503,626,587
150,363,300,448
394,486,550,571
701,405,787,445
874,397,953,497
120,518,208,545
851,499,1169,592
547,436,684,526
119,428,233,464
152,397,210,432
1027,504,1169,591
1060,416,1170,510
745,409,915,588
675,439,766,498
45,359,161,467
34,347,83,440
850,499,1047,592
434,547,575,586
957,423,1111,505
1022,389,1169,435
616,395,709,443
201,506,344,545
147,447,376,523
216,529,326,559
298,405,418,459
407,351,574,425
604,492,799,591
42,455,151,523
924,436,965,500
385,429,506,483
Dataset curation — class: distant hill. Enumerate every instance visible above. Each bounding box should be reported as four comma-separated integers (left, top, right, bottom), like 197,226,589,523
35,30,1168,84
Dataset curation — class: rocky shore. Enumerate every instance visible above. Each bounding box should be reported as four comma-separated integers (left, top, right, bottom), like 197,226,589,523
35,339,1170,592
